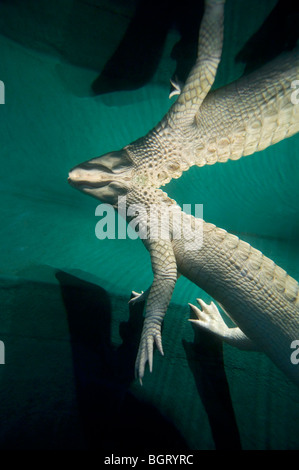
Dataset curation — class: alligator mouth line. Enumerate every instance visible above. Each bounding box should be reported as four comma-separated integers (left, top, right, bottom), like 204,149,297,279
73,162,114,173
67,177,112,189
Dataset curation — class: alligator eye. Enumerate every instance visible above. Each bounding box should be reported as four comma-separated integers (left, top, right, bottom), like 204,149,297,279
90,150,133,174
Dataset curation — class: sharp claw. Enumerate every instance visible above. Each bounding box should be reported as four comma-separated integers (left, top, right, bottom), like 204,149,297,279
197,298,207,309
135,327,164,382
169,78,182,98
139,364,145,382
188,302,201,318
129,290,147,305
155,334,164,356
129,291,139,304
147,340,153,373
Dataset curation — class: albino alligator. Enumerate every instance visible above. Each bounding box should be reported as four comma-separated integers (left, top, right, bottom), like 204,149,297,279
68,0,299,386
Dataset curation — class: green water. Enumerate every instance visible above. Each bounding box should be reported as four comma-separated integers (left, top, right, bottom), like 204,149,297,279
0,0,298,450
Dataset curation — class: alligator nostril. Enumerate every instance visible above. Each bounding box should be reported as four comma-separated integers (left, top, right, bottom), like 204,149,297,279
68,175,77,187
68,168,81,180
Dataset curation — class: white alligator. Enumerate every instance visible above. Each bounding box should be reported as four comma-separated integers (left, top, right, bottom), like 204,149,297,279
68,0,299,386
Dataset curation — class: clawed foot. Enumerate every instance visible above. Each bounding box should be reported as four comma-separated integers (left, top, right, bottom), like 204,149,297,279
129,288,164,384
135,323,164,385
169,77,182,98
188,298,229,337
129,289,149,306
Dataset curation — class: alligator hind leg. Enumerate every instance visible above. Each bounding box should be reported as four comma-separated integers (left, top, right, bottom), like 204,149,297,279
189,299,258,351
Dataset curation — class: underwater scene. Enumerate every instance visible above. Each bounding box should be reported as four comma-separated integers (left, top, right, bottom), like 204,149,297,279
0,0,298,451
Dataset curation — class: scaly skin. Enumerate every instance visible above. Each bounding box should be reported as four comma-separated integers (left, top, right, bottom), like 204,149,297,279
68,0,299,386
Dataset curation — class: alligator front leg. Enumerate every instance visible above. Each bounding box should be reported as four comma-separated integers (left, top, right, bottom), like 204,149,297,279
135,239,177,383
129,274,181,305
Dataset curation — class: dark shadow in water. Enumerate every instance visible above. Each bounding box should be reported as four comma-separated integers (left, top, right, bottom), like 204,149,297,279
93,0,298,95
183,313,242,450
92,0,204,96
236,0,299,74
169,0,204,87
56,271,189,450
